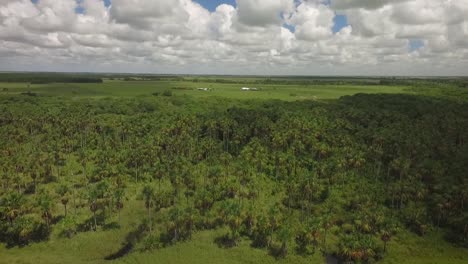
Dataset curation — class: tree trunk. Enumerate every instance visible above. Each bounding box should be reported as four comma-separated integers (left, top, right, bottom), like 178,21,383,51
148,206,152,232
83,165,86,180
323,229,327,252
103,204,106,226
73,192,77,215
45,214,50,231
376,162,381,181
281,242,287,256
399,171,403,210
93,210,97,231
463,224,467,243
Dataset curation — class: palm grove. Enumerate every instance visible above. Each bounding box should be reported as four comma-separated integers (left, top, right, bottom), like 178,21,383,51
0,89,467,262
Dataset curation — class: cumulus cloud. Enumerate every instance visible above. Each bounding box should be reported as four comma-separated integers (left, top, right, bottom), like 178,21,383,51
331,0,410,10
236,0,293,27
0,0,466,75
289,1,335,40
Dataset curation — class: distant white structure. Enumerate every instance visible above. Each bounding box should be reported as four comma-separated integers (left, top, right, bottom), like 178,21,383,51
241,87,258,91
197,88,209,91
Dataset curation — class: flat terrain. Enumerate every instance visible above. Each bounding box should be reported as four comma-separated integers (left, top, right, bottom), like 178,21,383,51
0,79,410,100
1,196,466,264
0,75,467,264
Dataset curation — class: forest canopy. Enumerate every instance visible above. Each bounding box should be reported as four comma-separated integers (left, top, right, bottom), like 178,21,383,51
0,78,467,263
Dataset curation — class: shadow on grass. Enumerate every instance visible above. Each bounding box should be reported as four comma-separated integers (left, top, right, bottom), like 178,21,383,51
104,223,147,260
214,233,239,248
104,242,133,260
268,243,287,259
76,212,112,232
103,221,120,231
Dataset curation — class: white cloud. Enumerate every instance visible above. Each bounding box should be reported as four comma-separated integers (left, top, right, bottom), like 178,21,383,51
331,0,410,10
21,0,77,33
0,0,466,75
289,1,335,40
236,0,294,27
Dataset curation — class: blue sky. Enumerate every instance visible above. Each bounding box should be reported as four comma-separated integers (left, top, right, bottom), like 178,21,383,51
194,0,348,33
409,39,425,52
32,0,348,33
63,0,349,33
333,15,348,33
8,0,464,75
194,0,236,12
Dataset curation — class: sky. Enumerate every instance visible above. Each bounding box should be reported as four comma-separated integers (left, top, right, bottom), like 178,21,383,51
0,0,467,76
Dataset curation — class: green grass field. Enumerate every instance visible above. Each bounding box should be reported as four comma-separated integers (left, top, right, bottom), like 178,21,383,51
1,196,465,264
0,80,411,100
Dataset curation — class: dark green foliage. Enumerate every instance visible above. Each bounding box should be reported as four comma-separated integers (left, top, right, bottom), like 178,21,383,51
337,232,381,262
0,80,467,262
0,73,102,83
0,214,49,247
162,90,173,96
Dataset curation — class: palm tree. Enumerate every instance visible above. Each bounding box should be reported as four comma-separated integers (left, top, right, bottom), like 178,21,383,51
380,230,391,253
56,183,70,217
242,203,256,236
142,184,155,232
28,159,40,194
78,149,88,180
168,206,183,242
37,190,53,230
295,219,321,254
153,162,165,191
268,206,282,247
1,191,24,225
114,188,125,226
276,224,292,258
184,206,196,239
53,149,66,178
88,187,99,231
219,152,232,178
227,209,242,244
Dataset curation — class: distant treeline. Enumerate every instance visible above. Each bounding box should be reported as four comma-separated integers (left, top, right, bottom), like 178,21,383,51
30,78,103,84
121,76,184,82
0,73,103,84
1,72,466,88
379,78,468,88
187,77,468,87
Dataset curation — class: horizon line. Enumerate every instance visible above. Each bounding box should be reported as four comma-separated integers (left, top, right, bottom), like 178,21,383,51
1,71,467,79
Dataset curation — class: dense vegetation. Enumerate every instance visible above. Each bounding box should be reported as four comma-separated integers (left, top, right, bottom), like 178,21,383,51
0,73,103,84
0,76,467,263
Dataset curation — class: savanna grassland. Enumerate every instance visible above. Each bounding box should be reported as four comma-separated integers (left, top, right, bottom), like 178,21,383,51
0,73,467,264
0,76,409,100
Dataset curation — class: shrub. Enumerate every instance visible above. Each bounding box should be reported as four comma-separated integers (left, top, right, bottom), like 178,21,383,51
0,215,49,247
59,216,78,238
142,234,162,251
162,90,173,97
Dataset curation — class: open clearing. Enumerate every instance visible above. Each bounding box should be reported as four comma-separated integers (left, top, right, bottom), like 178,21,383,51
0,79,410,100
